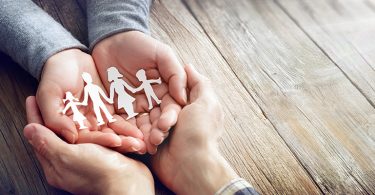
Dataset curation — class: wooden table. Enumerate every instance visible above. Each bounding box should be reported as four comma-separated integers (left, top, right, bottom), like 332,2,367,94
0,0,374,194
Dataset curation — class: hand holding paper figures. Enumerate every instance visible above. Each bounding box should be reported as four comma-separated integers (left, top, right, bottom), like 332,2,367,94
92,31,186,154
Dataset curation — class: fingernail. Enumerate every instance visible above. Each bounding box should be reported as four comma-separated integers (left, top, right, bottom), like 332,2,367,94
131,139,142,151
156,137,164,145
24,124,36,141
150,147,158,155
138,150,146,155
62,130,76,143
113,136,122,147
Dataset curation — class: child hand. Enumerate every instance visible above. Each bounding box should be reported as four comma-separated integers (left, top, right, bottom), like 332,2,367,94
36,49,146,153
92,31,186,154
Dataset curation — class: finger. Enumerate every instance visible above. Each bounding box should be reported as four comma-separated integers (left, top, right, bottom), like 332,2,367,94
77,130,121,147
101,128,115,134
37,88,78,143
114,136,146,154
26,96,43,124
24,123,70,160
158,95,180,132
150,107,161,124
136,114,154,154
108,115,143,139
120,114,137,126
185,63,212,102
150,129,169,146
156,44,187,105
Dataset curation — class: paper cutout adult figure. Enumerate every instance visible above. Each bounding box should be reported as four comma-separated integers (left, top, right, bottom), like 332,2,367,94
62,92,88,129
81,72,116,126
134,69,162,110
107,67,138,119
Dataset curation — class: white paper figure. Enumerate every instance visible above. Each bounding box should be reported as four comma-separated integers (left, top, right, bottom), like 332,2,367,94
81,72,116,126
134,69,162,110
62,92,88,129
107,67,138,120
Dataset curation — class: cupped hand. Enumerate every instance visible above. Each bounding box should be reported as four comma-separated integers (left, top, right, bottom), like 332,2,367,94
36,49,145,153
151,64,238,195
24,96,154,195
92,31,186,154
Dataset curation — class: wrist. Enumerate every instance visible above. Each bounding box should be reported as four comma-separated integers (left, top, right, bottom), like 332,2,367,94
41,48,86,80
92,31,144,57
174,146,239,195
102,164,154,195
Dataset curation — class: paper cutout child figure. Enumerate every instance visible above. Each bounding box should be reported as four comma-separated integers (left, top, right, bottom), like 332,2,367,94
134,69,162,110
107,67,138,120
62,92,88,129
81,72,116,126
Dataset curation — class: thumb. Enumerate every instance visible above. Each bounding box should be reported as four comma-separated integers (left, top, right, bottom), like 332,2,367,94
36,89,78,144
24,123,70,160
185,63,213,102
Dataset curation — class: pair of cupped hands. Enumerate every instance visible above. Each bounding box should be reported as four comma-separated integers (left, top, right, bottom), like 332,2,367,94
37,31,186,154
24,31,231,194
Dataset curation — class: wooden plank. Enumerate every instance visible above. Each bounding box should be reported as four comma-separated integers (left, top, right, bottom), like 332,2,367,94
182,0,375,194
276,0,375,107
150,1,320,194
0,54,65,195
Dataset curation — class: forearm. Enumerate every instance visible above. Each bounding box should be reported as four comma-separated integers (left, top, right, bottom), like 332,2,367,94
86,0,152,50
174,147,239,195
0,0,86,79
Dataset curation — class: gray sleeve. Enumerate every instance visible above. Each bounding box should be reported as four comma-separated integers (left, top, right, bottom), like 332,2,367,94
86,0,152,51
0,0,87,79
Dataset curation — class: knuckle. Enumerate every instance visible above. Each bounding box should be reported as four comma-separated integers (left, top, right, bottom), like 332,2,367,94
35,137,49,157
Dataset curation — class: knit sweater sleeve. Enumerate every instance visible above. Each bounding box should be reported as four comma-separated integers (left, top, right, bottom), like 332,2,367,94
86,0,152,51
0,0,87,79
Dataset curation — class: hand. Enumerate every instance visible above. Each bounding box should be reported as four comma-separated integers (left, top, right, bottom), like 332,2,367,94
151,64,238,194
36,49,145,153
92,31,186,154
24,96,154,195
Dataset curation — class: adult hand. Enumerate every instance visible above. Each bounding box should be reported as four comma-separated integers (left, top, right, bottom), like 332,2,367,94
24,96,154,195
92,31,186,154
36,49,145,153
151,64,239,195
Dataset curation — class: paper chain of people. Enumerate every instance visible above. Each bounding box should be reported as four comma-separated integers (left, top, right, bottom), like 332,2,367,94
62,67,162,129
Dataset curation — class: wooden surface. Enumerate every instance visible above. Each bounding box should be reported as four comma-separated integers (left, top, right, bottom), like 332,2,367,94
0,0,374,194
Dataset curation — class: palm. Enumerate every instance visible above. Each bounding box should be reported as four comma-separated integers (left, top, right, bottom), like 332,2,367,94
93,31,184,153
37,50,144,151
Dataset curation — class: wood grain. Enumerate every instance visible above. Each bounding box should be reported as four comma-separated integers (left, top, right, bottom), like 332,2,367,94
150,0,320,194
277,0,375,108
182,0,375,193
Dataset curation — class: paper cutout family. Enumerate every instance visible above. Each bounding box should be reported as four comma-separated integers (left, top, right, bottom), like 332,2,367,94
62,67,162,129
